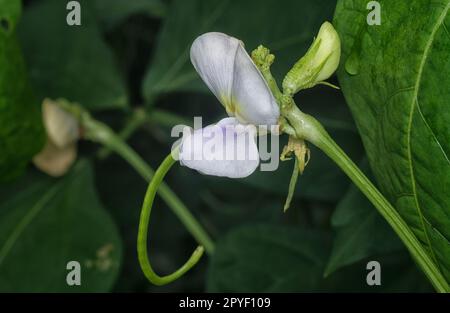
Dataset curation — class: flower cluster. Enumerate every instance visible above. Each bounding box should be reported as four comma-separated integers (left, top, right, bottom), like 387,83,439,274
178,22,340,178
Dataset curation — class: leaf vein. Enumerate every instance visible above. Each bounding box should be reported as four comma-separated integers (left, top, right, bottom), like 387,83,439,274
406,1,450,271
0,182,62,267
416,99,450,166
443,21,450,39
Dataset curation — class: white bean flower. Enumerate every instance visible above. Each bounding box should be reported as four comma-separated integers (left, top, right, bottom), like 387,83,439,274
178,32,280,178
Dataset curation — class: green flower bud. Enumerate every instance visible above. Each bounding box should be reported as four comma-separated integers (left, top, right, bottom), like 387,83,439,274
282,21,341,95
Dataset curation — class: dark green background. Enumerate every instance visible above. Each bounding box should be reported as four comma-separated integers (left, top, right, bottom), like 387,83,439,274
0,0,437,292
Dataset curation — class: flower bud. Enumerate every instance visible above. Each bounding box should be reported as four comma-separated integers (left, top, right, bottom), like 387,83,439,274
282,21,341,95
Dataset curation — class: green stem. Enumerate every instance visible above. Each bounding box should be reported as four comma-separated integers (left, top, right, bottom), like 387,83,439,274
252,44,447,291
283,103,449,293
148,109,193,128
58,102,214,285
137,151,204,285
79,114,215,255
97,108,190,159
97,108,147,160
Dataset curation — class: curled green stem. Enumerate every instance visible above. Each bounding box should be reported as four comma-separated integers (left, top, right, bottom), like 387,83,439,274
137,151,204,285
77,110,214,255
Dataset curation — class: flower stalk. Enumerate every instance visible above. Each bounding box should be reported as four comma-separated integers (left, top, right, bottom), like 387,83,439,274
252,43,449,293
283,102,449,293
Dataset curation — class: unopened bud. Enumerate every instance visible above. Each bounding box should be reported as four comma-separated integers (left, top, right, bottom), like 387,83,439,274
282,21,341,95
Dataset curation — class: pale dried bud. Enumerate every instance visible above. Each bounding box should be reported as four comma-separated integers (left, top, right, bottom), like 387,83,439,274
33,140,77,177
33,99,80,177
43,98,79,148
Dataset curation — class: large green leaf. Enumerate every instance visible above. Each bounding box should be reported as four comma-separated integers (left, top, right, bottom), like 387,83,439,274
207,224,431,292
18,0,127,111
0,160,122,292
0,0,44,181
334,0,450,281
142,0,337,103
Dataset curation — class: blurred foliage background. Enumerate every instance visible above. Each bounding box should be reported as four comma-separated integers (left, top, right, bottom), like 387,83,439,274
0,0,432,292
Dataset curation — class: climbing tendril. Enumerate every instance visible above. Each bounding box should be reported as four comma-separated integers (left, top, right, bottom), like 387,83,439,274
137,149,205,285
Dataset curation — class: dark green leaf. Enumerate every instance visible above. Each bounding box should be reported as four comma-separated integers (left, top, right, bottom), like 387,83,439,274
93,0,166,30
334,0,450,281
0,160,122,292
207,224,329,292
0,0,44,182
207,224,432,292
325,183,403,276
0,0,21,33
142,0,337,103
18,0,128,111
